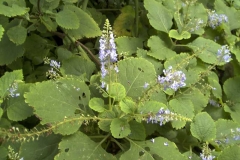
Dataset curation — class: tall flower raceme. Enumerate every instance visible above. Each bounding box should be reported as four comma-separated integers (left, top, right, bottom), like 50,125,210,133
200,143,215,160
99,19,118,88
208,10,228,29
157,66,186,91
216,45,231,63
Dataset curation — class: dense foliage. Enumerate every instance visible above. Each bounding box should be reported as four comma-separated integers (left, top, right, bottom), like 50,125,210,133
0,0,240,159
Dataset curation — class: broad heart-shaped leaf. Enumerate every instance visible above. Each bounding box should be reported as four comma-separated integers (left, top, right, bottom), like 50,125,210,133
117,58,156,100
147,36,176,60
144,0,173,33
0,24,4,41
89,98,106,112
7,25,27,45
0,70,23,99
187,37,220,64
25,78,90,135
120,137,188,160
218,144,240,160
169,99,194,129
215,0,240,30
223,76,240,103
110,118,131,138
55,131,116,160
7,83,33,121
115,37,143,55
0,35,25,65
55,9,79,29
0,3,29,17
62,56,96,80
64,5,101,39
108,83,126,101
190,112,216,142
128,120,146,140
19,134,61,160
119,97,136,114
169,30,191,40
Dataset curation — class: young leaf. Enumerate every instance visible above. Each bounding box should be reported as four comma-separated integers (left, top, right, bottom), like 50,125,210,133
7,25,27,45
98,111,115,132
0,35,25,65
64,5,101,39
190,112,216,142
89,98,106,112
55,9,79,29
55,132,116,160
147,36,176,60
119,98,136,114
117,58,156,99
169,29,191,40
110,118,131,138
144,0,173,33
108,83,126,101
19,134,61,159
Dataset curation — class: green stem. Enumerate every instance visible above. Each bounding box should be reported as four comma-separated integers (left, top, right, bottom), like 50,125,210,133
134,0,139,37
111,137,125,151
66,35,91,62
82,0,89,11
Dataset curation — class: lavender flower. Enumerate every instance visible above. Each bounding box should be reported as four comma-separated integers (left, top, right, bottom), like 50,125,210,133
143,82,149,89
217,45,231,63
200,153,215,160
209,99,220,107
99,19,118,88
200,143,215,160
158,66,186,91
8,82,20,97
147,107,176,126
208,10,228,29
50,60,61,69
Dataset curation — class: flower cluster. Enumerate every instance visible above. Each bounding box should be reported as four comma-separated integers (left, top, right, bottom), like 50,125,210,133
44,58,61,80
215,127,240,145
189,18,204,32
208,10,228,29
8,82,20,97
99,19,118,88
147,108,177,126
209,99,220,107
158,66,186,91
50,60,61,69
217,45,231,63
200,143,215,160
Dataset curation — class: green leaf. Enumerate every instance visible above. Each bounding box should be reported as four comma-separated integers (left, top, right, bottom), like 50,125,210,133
19,134,61,160
208,72,222,99
115,37,143,55
56,47,72,61
120,137,188,160
56,9,79,29
138,101,167,114
98,111,115,132
0,108,2,119
0,4,29,17
108,83,126,101
187,37,220,64
64,5,101,39
89,98,106,112
40,15,57,31
147,36,176,60
144,0,173,33
110,118,131,138
223,76,240,103
218,144,240,160
55,132,116,160
224,103,240,124
169,29,191,40
0,24,4,41
113,6,135,36
190,112,216,141
7,83,33,121
128,121,146,140
0,146,7,159
117,58,156,99
119,98,136,114
169,99,194,129
7,25,27,45
62,56,96,80
0,70,23,98
25,78,90,135
0,35,25,65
